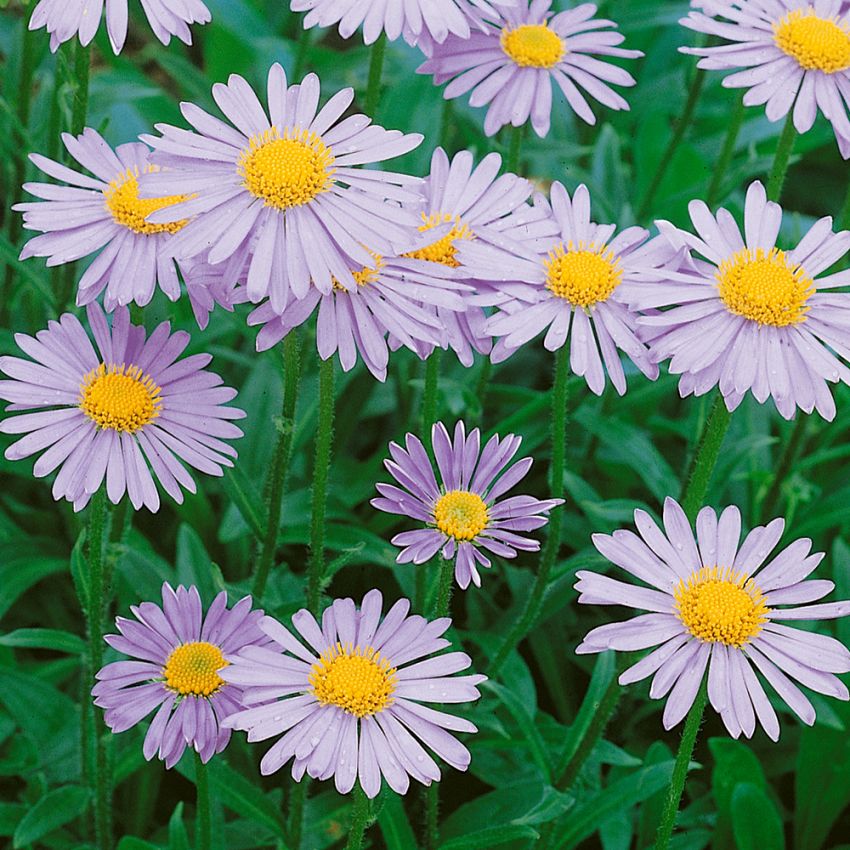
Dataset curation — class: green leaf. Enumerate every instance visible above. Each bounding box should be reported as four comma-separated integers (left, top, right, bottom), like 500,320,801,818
168,802,190,850
437,824,539,849
377,793,418,850
0,552,67,620
731,783,785,850
117,838,162,850
710,737,767,850
13,785,89,847
175,524,218,601
0,628,85,654
222,466,265,540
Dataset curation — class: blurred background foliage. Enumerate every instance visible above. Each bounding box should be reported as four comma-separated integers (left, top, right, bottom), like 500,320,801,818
1,0,850,848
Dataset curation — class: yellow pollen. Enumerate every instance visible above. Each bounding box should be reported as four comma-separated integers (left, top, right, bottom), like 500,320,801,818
239,127,335,210
78,363,162,434
501,23,565,68
162,641,228,697
716,247,814,327
774,7,850,73
674,567,769,648
332,253,384,292
544,241,623,308
404,212,475,268
434,489,489,541
103,167,190,236
309,643,397,718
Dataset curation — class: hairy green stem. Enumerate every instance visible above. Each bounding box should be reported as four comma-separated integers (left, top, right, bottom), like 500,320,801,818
425,783,440,850
252,333,301,599
766,111,797,202
487,346,568,676
760,415,807,522
706,96,745,207
194,753,211,850
422,350,442,432
345,787,371,850
307,357,336,615
364,33,387,116
654,681,709,850
506,125,523,174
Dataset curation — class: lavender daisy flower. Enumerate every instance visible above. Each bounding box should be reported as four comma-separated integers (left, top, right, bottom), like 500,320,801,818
30,0,211,54
0,304,245,512
221,590,485,797
15,129,197,310
93,583,268,767
681,0,850,157
635,181,850,420
417,0,642,136
576,497,850,740
139,65,423,314
471,182,674,395
372,421,562,589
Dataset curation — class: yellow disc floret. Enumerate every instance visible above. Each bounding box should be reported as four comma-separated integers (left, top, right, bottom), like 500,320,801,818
331,253,384,291
309,643,397,718
544,241,623,308
103,167,189,236
404,212,475,268
79,363,162,434
774,7,850,74
163,641,228,697
239,127,335,210
674,567,769,648
501,23,565,68
716,247,814,327
434,490,489,541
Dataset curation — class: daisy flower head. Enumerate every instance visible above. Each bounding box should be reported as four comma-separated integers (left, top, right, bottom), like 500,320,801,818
15,129,199,310
636,180,850,420
681,0,850,157
372,421,563,589
417,0,642,137
93,583,268,767
473,181,675,396
139,65,424,314
576,497,850,741
29,0,211,54
0,304,245,512
221,590,485,797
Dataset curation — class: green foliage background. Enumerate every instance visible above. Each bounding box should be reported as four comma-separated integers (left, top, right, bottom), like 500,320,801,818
1,0,850,848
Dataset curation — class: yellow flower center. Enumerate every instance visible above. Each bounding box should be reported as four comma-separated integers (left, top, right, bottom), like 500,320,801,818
674,567,769,648
774,7,850,73
78,364,162,434
404,212,475,268
239,127,335,210
501,23,565,68
716,247,814,327
103,167,189,236
332,253,384,291
544,241,623,308
434,489,489,541
162,641,228,697
309,643,397,718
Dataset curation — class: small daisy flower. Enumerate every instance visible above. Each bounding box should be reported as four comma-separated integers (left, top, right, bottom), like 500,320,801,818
576,497,850,740
93,583,268,768
417,0,642,136
15,129,196,310
372,421,562,589
472,182,673,396
140,65,424,314
681,0,850,157
636,181,850,420
0,304,245,512
29,0,211,54
221,590,485,797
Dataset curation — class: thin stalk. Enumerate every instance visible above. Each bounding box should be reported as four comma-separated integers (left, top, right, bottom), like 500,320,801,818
364,33,387,116
638,68,706,220
307,357,335,616
425,784,440,850
194,753,211,850
345,787,371,850
766,111,797,202
71,40,91,136
706,96,745,207
252,333,302,599
293,25,312,80
654,681,709,850
433,557,454,619
421,350,442,432
287,781,307,849
506,124,523,174
760,415,807,522
487,346,568,676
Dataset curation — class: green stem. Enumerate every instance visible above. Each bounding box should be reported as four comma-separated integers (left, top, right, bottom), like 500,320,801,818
760,415,807,522
706,96,745,207
839,173,850,231
638,68,706,220
679,393,732,522
345,787,371,850
506,124,523,174
425,784,440,850
439,98,455,150
364,33,387,116
293,25,312,80
194,753,211,850
307,357,335,616
487,346,568,676
654,681,709,850
766,111,797,202
433,557,454,619
421,350,442,432
71,40,91,136
252,333,301,600
287,781,307,849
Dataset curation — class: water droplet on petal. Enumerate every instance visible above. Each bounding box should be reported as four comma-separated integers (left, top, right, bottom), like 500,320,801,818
310,736,320,747
416,755,425,763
